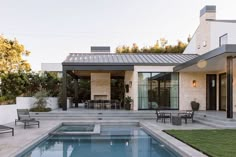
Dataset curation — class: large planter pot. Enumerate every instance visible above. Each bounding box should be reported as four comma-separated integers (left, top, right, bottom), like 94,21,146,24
191,101,200,111
124,96,133,110
125,103,131,110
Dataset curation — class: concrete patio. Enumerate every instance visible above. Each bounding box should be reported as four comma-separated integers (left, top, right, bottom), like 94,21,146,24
1,110,236,157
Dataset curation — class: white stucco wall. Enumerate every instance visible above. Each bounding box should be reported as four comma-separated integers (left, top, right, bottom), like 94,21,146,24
210,21,236,50
16,97,58,110
134,66,174,72
0,97,58,125
41,63,62,72
0,105,17,125
183,32,197,54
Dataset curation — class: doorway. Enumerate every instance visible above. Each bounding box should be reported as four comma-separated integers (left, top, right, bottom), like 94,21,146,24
206,74,217,110
219,73,226,111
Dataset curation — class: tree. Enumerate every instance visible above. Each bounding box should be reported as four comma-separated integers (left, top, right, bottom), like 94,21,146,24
0,35,31,73
160,38,168,48
116,38,188,54
0,71,30,99
131,43,140,53
116,45,131,53
40,72,61,97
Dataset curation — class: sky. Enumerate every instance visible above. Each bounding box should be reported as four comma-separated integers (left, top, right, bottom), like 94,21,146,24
0,0,236,71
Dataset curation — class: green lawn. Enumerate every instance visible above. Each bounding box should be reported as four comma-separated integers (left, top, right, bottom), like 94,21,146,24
165,130,236,157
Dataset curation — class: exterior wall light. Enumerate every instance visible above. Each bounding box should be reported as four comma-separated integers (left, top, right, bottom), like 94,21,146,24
192,80,197,87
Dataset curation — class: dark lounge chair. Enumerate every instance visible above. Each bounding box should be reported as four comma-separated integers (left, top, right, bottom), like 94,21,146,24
178,110,194,124
0,125,14,136
15,109,40,129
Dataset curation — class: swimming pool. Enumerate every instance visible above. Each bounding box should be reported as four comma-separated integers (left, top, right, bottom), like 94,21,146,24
17,125,182,157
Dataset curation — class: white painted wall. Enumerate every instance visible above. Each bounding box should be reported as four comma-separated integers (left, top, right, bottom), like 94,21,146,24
183,32,197,54
184,21,236,55
210,22,236,50
41,63,62,72
0,97,58,125
134,66,174,72
0,105,17,125
16,97,58,110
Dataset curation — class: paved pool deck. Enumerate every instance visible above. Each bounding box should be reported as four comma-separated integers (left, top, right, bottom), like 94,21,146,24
0,120,214,157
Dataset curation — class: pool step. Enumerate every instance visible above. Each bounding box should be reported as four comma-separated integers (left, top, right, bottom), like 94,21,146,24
194,113,236,128
30,110,157,120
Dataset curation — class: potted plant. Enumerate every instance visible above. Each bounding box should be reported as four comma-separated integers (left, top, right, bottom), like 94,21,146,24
30,89,52,112
190,100,200,111
124,96,133,110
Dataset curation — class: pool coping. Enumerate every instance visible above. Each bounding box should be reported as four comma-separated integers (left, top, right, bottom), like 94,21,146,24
140,122,208,157
50,122,101,135
11,120,208,157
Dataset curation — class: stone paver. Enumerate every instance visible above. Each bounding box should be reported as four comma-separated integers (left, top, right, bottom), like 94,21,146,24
0,120,61,157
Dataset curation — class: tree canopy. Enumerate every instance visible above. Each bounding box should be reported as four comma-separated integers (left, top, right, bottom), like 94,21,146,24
116,38,188,54
0,35,31,73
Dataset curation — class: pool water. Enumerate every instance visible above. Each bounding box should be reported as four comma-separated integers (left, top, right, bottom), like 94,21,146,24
18,125,181,157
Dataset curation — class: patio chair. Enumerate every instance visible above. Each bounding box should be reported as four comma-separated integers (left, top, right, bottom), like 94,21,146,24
178,110,194,124
110,100,116,109
15,109,40,129
104,100,111,109
0,125,14,136
156,110,171,123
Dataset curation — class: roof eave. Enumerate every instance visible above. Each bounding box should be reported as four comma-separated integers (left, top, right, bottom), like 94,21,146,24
174,44,236,72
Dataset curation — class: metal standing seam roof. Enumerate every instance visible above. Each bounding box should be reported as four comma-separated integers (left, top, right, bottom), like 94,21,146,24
62,53,198,65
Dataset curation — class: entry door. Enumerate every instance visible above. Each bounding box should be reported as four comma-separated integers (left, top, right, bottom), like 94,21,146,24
219,73,226,111
206,74,217,110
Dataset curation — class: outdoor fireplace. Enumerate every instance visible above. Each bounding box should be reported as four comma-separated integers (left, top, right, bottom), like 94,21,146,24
94,95,108,100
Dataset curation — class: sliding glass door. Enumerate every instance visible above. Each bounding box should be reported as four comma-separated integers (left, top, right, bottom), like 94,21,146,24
138,72,179,110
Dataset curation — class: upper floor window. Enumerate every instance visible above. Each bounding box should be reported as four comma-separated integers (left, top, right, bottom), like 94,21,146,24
219,34,228,47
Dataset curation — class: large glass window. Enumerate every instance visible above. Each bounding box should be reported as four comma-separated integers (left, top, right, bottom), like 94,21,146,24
219,33,228,47
138,72,179,110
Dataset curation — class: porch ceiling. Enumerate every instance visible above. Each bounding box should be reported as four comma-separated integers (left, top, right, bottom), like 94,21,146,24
174,45,236,72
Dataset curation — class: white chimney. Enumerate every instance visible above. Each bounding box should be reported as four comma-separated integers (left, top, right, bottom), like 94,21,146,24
90,46,110,53
200,5,216,23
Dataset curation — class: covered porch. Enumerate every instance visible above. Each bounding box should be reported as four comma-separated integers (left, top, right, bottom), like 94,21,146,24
174,45,236,118
61,53,135,111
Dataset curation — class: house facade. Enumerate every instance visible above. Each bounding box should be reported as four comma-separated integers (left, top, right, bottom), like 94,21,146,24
57,6,236,118
176,5,236,118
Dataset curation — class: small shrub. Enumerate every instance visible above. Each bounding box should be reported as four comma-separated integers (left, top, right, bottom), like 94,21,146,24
124,96,133,110
30,89,51,112
30,106,52,112
0,96,15,105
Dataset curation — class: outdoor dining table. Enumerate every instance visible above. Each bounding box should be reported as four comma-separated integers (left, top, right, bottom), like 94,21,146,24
86,100,121,109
